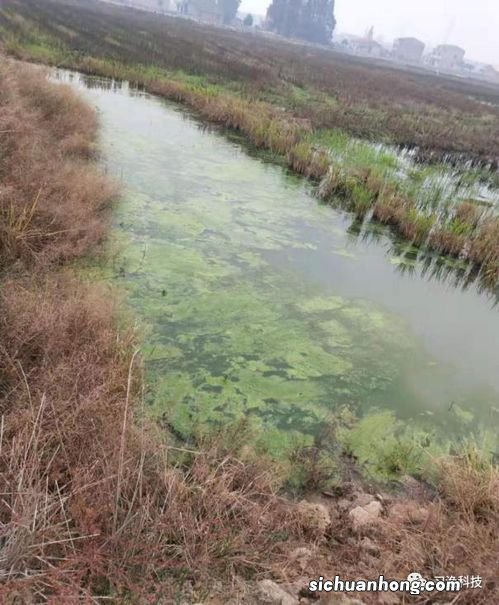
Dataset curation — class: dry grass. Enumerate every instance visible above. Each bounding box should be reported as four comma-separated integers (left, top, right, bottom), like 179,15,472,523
377,451,499,603
0,278,308,602
0,61,115,270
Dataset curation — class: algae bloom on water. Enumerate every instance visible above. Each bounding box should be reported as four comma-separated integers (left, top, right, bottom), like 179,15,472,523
61,70,499,465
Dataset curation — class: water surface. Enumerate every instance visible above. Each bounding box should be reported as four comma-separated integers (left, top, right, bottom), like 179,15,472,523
57,71,499,459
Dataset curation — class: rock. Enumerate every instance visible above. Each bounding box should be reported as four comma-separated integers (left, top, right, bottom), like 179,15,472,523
349,500,383,532
336,491,378,514
351,491,376,508
289,547,314,570
359,536,380,556
389,501,429,526
336,498,351,513
256,580,299,605
400,474,435,500
297,501,331,536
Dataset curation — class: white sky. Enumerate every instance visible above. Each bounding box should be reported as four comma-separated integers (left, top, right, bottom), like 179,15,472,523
239,0,499,65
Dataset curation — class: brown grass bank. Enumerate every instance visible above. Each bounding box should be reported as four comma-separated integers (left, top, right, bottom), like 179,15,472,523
0,61,114,269
1,58,499,604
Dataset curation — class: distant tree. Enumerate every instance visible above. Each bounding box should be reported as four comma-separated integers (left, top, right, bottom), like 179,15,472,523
243,13,254,27
266,0,284,34
176,0,188,14
267,0,300,38
299,0,335,44
221,0,241,24
266,0,335,44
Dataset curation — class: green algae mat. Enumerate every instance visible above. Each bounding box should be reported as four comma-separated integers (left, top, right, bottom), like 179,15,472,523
59,71,499,476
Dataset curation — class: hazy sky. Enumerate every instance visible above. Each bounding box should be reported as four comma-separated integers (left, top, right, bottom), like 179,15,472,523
240,0,499,65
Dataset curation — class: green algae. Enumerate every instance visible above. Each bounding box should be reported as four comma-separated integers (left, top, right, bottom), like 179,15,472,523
123,218,415,448
131,238,417,450
337,410,447,480
62,72,499,477
318,319,353,349
297,295,346,313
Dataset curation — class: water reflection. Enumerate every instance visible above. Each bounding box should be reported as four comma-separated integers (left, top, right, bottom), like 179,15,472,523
57,69,147,97
346,217,498,303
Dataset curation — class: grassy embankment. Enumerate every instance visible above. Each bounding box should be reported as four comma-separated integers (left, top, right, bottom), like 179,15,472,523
1,54,499,605
0,0,498,287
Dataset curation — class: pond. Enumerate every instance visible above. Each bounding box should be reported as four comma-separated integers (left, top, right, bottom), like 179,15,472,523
56,70,499,471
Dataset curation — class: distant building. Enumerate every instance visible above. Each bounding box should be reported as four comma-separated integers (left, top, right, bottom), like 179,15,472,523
392,37,425,64
353,38,384,57
338,34,385,58
463,61,499,84
177,0,224,24
425,44,465,71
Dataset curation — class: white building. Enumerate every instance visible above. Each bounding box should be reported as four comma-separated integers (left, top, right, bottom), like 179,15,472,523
425,44,465,72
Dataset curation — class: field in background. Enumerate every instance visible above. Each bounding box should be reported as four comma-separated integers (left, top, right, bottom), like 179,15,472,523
1,0,499,161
